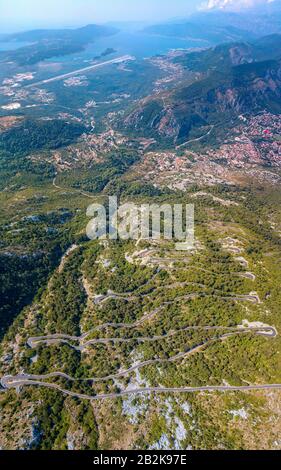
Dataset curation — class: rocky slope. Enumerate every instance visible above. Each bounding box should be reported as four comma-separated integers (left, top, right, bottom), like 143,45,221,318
173,35,281,73
123,58,281,145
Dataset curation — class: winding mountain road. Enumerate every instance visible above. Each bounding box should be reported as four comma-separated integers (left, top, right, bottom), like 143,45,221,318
1,325,276,396
176,125,215,149
1,243,276,402
52,176,97,199
93,289,261,306
1,378,281,402
27,325,276,351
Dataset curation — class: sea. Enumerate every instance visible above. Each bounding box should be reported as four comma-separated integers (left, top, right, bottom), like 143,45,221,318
0,30,204,59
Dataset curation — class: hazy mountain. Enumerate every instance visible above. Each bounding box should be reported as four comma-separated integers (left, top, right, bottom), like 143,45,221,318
143,21,256,46
0,24,118,66
4,24,118,43
173,34,281,72
144,2,281,45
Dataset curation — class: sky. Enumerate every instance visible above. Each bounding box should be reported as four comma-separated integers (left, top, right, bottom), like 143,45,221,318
0,0,277,32
203,0,275,9
0,0,199,31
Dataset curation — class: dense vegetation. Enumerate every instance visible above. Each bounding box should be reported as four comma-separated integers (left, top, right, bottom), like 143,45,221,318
0,251,56,339
56,150,139,194
0,119,86,155
0,118,87,190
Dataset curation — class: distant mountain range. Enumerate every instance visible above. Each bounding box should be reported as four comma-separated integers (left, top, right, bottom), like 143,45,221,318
143,21,256,47
143,2,281,46
0,24,118,66
4,24,118,44
123,35,281,145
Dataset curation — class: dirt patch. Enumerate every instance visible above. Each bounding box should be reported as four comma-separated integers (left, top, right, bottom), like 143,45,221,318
0,116,23,133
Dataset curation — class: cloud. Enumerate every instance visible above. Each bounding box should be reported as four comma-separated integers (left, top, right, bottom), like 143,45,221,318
202,0,275,10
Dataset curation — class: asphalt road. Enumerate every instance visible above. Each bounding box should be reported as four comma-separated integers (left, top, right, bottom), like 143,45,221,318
1,326,277,392
1,377,281,402
27,325,277,351
176,125,215,149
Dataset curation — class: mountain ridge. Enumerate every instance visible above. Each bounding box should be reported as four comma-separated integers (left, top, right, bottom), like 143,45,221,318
173,34,281,73
0,24,118,66
123,55,281,145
